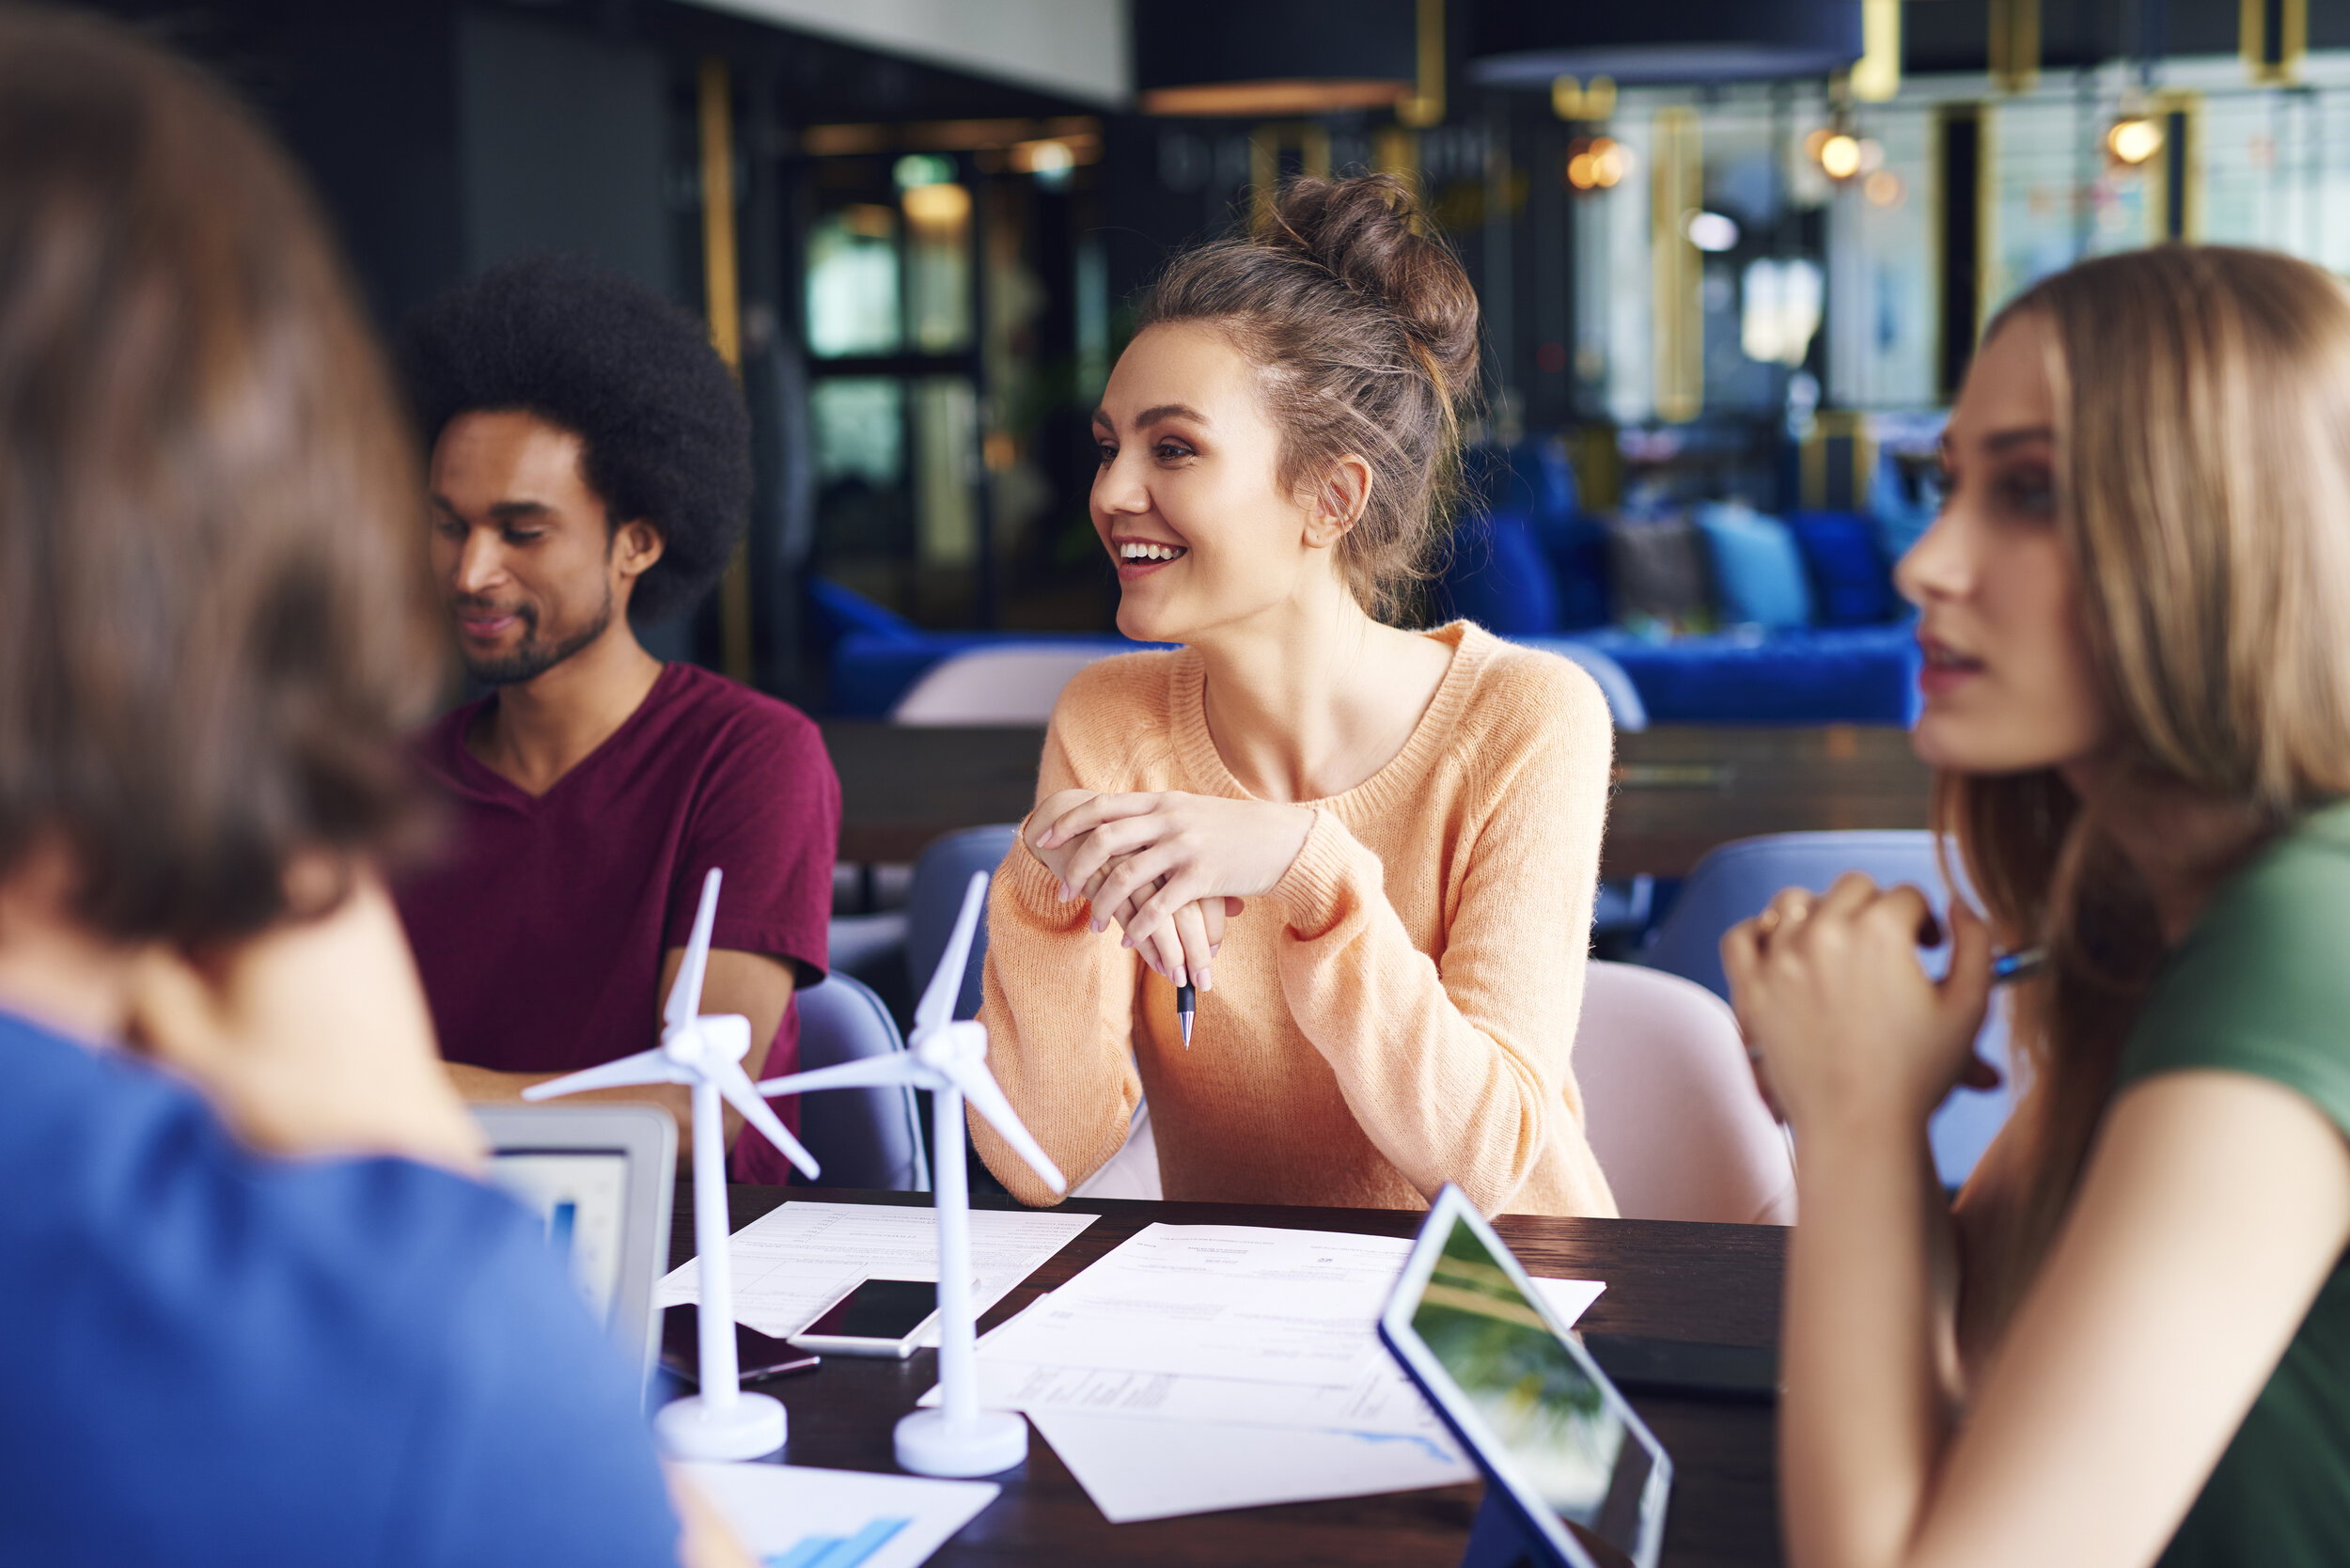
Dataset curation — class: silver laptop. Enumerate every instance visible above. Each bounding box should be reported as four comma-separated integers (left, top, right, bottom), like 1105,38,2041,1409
472,1104,676,1395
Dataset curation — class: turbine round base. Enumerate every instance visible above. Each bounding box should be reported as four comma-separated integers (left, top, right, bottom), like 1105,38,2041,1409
894,1407,1026,1476
656,1391,787,1461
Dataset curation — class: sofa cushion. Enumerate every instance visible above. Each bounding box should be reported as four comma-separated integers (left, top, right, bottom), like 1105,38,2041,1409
1535,513,1613,631
1606,514,1713,629
1694,504,1812,631
1438,510,1560,635
810,576,922,642
1573,624,1921,726
1788,510,1896,626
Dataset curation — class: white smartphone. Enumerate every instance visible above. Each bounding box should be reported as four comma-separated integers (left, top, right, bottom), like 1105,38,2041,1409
787,1278,942,1359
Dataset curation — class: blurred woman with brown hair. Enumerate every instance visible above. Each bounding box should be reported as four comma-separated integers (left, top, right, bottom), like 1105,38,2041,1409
0,10,735,1564
1728,245,2350,1568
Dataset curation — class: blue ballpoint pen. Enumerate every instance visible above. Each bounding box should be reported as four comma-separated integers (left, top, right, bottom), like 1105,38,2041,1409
1991,945,2047,983
1175,980,1195,1047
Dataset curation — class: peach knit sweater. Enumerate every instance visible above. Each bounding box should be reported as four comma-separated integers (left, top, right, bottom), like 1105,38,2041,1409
972,621,1618,1218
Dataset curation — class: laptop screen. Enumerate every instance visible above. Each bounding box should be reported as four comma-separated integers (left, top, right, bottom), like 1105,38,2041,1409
486,1148,634,1327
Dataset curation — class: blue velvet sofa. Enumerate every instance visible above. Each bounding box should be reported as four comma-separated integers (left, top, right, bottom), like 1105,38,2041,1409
811,435,1922,727
813,577,1917,727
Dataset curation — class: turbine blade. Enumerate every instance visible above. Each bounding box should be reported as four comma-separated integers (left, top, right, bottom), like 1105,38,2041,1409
948,1056,1064,1194
757,1057,921,1098
523,1049,684,1101
715,1058,822,1181
915,870,989,1038
664,869,723,1035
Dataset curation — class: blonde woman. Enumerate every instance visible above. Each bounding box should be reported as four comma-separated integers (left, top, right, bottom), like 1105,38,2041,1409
1729,245,2350,1568
973,175,1617,1217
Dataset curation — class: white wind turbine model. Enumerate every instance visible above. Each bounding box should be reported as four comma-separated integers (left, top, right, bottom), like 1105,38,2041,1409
524,868,822,1462
757,870,1065,1477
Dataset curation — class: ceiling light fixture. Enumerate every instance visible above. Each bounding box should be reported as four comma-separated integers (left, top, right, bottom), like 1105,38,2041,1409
1684,211,1741,251
901,181,971,228
1564,135,1631,191
2106,114,2164,165
1133,0,1418,118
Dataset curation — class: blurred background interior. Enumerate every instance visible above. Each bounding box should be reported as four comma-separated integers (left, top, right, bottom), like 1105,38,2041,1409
83,0,2350,714
83,0,2350,1184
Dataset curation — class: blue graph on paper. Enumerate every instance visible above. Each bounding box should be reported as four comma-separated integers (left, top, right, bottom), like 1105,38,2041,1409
1341,1429,1460,1466
761,1514,910,1568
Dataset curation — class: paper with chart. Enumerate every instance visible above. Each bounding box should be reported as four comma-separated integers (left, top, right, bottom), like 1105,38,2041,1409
942,1271,1605,1437
1026,1406,1477,1524
924,1222,1602,1519
657,1200,1096,1343
974,1223,1603,1415
978,1223,1423,1380
680,1461,995,1568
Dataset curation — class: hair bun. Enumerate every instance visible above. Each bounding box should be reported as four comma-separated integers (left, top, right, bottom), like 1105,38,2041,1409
1268,173,1480,398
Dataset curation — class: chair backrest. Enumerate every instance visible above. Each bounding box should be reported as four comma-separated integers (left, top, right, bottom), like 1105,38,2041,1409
1641,830,1944,997
1637,830,2013,1188
1070,1098,1162,1200
786,973,929,1191
1517,637,1649,731
1574,961,1795,1225
908,824,1021,1020
890,646,1113,726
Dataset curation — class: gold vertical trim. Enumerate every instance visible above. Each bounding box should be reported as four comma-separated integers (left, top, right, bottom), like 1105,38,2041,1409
2146,90,2204,243
1977,103,1997,337
697,56,752,683
1799,412,1875,510
1399,0,1445,128
2242,0,2308,84
1989,0,2040,94
1652,107,1702,424
698,59,742,372
1373,126,1420,181
1852,0,1903,102
1249,123,1333,228
1926,105,1943,355
1572,423,1622,510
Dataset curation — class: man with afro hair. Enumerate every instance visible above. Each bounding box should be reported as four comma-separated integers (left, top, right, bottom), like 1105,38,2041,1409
391,257,838,1183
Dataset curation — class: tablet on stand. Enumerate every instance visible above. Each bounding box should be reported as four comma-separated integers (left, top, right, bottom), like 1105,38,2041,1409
1379,1185,1673,1568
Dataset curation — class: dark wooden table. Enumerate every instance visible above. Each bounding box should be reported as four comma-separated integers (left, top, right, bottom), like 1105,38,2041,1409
822,721,1931,879
681,1185,1785,1567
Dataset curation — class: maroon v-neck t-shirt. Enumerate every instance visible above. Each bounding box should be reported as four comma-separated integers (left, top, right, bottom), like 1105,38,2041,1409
393,662,838,1184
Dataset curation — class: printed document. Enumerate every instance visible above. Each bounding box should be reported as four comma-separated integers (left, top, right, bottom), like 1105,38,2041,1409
979,1223,1602,1388
1026,1408,1476,1523
920,1222,1604,1521
945,1273,1604,1437
681,1461,995,1568
657,1200,1095,1342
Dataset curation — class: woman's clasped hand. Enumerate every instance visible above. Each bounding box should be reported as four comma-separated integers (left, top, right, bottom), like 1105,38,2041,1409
1722,873,2003,1133
1026,788,1313,994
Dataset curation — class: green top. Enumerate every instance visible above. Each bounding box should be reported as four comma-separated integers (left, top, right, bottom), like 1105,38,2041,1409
2117,799,2350,1568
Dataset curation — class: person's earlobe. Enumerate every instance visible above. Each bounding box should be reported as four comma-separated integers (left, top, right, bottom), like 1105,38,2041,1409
615,519,666,579
1301,455,1374,550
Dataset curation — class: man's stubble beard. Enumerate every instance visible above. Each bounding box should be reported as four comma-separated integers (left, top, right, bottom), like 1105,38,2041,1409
460,584,616,686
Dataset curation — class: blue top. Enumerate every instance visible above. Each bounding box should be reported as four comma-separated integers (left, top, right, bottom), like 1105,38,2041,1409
0,1008,677,1567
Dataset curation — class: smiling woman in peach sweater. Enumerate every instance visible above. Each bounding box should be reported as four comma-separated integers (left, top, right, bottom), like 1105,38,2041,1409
970,175,1616,1219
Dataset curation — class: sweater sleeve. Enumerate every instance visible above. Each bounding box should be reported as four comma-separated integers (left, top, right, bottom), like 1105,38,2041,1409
970,690,1148,1206
1268,661,1613,1215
